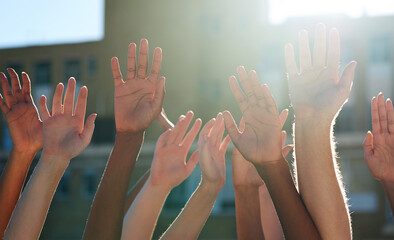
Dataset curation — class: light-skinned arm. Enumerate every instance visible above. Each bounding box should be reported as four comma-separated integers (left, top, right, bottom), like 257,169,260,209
224,66,320,239
160,113,231,240
4,78,96,240
83,39,165,240
232,114,291,240
363,93,394,216
0,69,43,238
121,112,202,240
123,108,174,213
285,23,357,239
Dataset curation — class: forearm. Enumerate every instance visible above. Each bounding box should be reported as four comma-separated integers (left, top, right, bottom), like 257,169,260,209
0,148,36,237
234,185,264,240
259,185,283,240
295,119,351,238
124,169,150,214
255,158,320,240
83,132,144,240
122,179,170,240
160,181,221,240
4,155,68,240
382,181,394,217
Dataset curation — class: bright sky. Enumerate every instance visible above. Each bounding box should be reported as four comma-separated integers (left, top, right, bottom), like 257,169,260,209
268,0,394,24
0,0,105,49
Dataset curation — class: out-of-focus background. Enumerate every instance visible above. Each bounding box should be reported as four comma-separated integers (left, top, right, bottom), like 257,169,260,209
0,0,393,239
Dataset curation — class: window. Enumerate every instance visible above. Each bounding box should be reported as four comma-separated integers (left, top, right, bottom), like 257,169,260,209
34,62,51,85
64,59,81,81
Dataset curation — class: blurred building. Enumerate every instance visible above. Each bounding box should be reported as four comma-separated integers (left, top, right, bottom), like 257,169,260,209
0,0,394,239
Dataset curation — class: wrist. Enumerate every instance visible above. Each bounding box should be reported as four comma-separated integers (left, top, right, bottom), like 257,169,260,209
294,114,333,126
200,179,223,195
116,131,144,142
381,179,394,190
146,176,173,195
39,154,70,173
10,148,37,162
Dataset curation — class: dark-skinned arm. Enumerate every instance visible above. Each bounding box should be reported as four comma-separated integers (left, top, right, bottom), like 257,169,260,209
83,39,165,240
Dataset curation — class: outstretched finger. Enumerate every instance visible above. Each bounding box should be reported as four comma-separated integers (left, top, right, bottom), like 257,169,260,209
378,93,388,133
229,76,248,113
7,68,23,102
298,30,312,72
327,28,340,72
152,76,166,116
281,130,287,148
21,72,32,97
371,97,380,135
127,43,137,80
0,94,10,115
198,118,216,145
111,57,124,87
74,86,88,122
386,99,394,134
313,23,327,68
0,72,16,107
157,129,172,148
52,83,64,115
39,95,50,121
167,114,188,144
210,113,224,147
238,66,258,106
148,47,162,82
261,84,278,114
249,70,266,107
63,78,76,115
181,119,202,150
137,39,149,78
175,111,194,144
285,43,298,77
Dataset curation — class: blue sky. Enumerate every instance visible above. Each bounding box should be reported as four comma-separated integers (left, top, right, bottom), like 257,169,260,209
0,0,105,49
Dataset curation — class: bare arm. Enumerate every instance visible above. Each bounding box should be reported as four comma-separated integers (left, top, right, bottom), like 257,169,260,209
121,112,201,240
285,23,356,239
363,94,394,216
224,67,320,239
4,78,96,239
161,114,231,240
232,114,289,240
0,69,43,238
83,39,165,240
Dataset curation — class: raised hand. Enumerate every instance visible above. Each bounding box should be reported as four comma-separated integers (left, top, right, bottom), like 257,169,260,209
111,39,165,133
285,23,357,121
223,66,283,166
0,69,42,153
38,78,96,159
232,111,293,187
364,93,394,183
199,113,231,188
150,111,202,190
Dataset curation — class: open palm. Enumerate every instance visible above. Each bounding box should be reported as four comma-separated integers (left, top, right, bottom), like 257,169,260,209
285,23,357,120
39,79,96,159
224,67,283,166
364,93,394,182
0,70,42,153
112,39,165,133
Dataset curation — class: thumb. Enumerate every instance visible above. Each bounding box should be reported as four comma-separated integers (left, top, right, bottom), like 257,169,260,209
81,113,97,144
363,131,374,160
339,61,357,93
282,145,293,158
223,110,241,144
186,150,199,175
